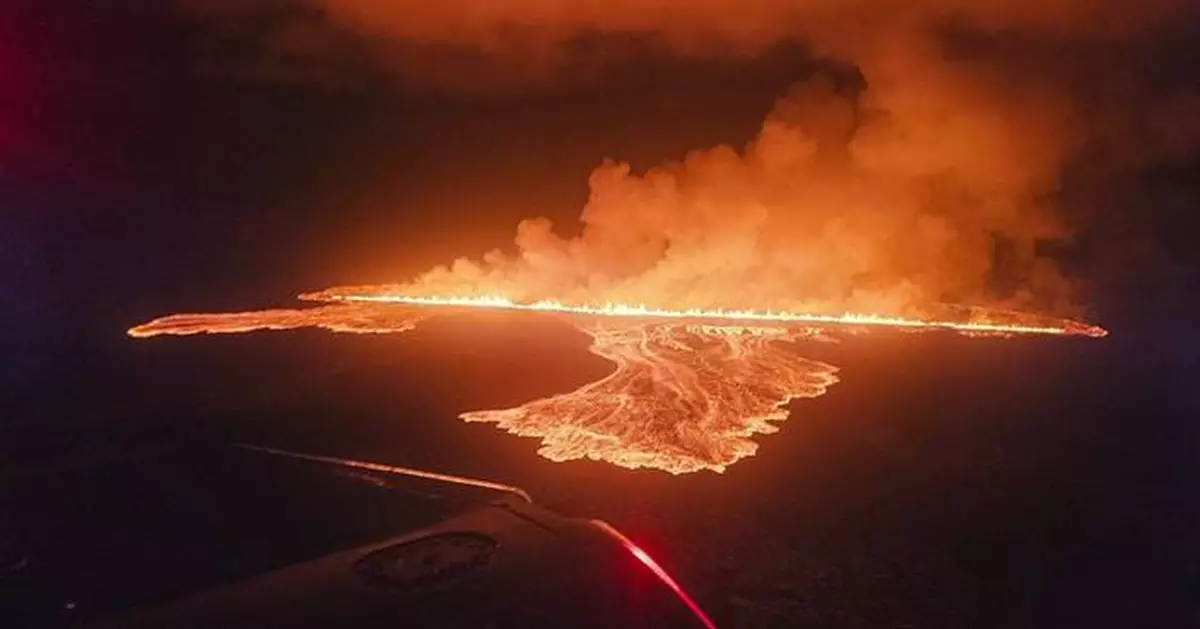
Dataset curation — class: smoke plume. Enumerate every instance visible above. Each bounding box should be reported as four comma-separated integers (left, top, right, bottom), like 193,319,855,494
182,0,1199,314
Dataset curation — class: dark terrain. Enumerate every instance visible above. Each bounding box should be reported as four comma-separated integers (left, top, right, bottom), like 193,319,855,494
4,307,1197,628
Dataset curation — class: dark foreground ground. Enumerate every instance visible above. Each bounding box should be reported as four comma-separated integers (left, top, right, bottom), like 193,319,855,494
3,310,1198,628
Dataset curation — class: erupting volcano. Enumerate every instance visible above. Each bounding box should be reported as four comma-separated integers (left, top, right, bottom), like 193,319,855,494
129,291,1105,474
128,43,1121,473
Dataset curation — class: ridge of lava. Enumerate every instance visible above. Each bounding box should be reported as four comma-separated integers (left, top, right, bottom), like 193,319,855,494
127,293,1107,474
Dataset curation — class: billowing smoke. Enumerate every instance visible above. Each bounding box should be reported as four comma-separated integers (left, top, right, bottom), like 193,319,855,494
182,0,1199,315
404,70,1078,314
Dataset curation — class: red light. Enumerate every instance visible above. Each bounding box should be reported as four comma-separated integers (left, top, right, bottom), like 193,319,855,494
591,521,718,629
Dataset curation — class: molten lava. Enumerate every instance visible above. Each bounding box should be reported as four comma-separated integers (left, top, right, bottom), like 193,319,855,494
127,304,426,338
128,290,1107,474
462,321,839,473
296,289,1109,338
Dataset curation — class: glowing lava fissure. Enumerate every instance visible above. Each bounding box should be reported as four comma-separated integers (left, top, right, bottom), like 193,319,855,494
128,291,1106,474
297,289,1108,339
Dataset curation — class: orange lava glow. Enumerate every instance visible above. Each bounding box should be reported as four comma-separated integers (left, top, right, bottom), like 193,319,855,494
298,290,1109,338
128,291,1106,474
127,304,426,338
461,321,839,474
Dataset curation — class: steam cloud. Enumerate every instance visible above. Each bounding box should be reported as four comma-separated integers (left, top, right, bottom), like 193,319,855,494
183,0,1199,315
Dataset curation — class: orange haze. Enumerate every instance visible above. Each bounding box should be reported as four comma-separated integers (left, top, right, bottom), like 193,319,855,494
184,0,1196,314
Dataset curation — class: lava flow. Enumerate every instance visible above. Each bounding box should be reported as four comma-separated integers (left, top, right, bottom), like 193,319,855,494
127,303,426,338
128,292,1106,474
461,321,839,474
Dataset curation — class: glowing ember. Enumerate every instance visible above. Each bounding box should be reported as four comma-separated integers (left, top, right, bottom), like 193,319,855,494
128,291,1106,474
